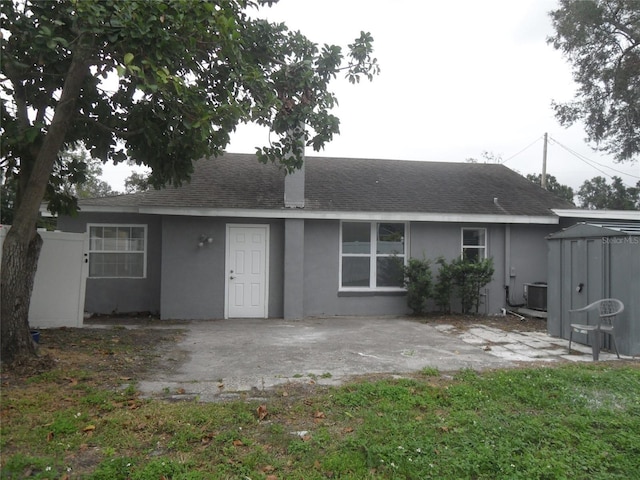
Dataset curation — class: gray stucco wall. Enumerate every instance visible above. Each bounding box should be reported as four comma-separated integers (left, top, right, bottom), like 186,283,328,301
507,224,559,306
410,222,506,314
303,220,409,316
283,218,305,319
301,220,557,317
57,212,162,314
60,211,558,320
159,216,284,320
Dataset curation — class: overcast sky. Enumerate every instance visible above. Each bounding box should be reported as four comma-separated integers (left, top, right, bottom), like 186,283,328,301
104,0,639,192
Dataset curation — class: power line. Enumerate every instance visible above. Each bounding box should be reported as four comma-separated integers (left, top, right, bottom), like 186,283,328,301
500,135,543,165
548,136,640,183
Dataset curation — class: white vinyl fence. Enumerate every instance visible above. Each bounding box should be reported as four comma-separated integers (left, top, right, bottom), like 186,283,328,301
0,225,88,328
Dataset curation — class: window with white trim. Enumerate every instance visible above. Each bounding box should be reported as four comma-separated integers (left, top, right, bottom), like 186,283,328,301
341,222,407,289
461,228,486,262
88,224,147,278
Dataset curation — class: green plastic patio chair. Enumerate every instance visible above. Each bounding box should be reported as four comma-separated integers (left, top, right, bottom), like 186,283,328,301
569,298,623,359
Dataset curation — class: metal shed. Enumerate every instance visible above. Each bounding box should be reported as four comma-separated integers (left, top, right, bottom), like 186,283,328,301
546,222,640,356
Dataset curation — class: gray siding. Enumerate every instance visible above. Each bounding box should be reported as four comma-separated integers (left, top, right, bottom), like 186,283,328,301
610,241,640,355
57,213,162,314
547,227,640,356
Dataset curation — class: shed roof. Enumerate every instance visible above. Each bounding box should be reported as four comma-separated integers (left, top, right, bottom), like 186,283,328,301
78,153,573,220
547,222,640,240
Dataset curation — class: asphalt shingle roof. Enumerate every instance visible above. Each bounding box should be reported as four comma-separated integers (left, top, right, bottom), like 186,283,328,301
79,153,573,217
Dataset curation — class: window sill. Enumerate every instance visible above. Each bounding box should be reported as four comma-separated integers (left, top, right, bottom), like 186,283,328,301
338,289,406,297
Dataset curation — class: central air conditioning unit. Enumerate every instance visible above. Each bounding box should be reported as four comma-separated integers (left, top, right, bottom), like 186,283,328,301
524,283,547,311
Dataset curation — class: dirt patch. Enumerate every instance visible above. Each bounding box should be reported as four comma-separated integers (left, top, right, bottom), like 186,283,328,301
1,325,184,388
413,312,548,333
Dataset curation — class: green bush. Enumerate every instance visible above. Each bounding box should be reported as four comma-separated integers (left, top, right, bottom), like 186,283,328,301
433,257,454,313
406,256,494,314
403,257,432,314
450,257,495,314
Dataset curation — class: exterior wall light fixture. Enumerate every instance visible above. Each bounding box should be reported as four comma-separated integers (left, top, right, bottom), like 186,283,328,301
198,235,213,248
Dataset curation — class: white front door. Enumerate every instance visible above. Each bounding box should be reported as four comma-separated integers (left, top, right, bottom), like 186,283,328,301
225,225,269,318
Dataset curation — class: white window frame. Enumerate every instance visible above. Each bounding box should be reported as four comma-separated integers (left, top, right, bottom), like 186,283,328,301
339,221,408,291
461,227,487,261
87,224,148,279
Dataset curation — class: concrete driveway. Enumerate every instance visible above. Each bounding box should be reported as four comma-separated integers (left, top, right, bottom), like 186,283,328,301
132,316,526,402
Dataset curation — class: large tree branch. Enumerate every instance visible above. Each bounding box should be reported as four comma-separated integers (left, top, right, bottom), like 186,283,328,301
9,35,93,241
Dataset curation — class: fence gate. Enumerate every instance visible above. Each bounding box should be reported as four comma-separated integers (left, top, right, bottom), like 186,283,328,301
0,226,88,328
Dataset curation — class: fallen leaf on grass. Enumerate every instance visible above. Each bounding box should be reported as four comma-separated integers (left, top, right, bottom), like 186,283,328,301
314,411,326,419
343,427,354,433
63,377,78,386
47,431,54,442
261,465,275,473
232,439,244,447
257,404,268,420
201,432,217,445
83,425,96,432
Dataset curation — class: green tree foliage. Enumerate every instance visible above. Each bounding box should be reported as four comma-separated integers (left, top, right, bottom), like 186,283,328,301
0,0,379,363
548,0,640,162
124,171,151,194
1,148,115,224
403,258,433,315
577,176,640,209
525,173,575,204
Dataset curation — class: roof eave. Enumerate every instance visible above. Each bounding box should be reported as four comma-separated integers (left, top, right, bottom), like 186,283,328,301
73,205,560,224
553,209,640,221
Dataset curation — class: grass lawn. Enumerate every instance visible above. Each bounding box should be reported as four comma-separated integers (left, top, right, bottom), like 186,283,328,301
1,326,639,479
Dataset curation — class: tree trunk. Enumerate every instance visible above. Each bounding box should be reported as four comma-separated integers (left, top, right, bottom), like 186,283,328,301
0,230,42,363
0,35,92,364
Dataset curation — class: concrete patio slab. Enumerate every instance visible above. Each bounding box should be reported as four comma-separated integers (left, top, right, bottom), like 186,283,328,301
87,316,631,402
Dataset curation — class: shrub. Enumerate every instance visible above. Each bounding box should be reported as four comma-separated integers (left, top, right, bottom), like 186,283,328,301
450,257,495,313
405,256,494,314
433,257,454,314
403,257,432,315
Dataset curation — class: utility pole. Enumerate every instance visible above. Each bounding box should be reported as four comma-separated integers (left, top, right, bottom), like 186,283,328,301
541,132,548,189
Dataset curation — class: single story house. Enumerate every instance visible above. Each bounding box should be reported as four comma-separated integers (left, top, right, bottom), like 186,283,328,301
57,153,580,320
